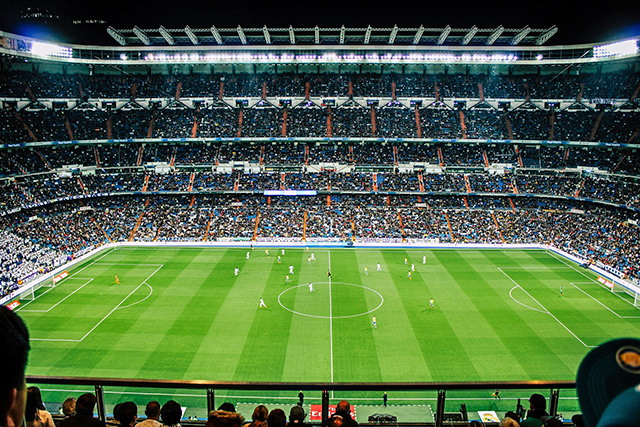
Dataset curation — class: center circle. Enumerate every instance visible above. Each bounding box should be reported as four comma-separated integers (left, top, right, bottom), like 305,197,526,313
278,281,384,318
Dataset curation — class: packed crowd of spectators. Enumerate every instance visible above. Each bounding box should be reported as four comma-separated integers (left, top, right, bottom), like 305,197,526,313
1,186,638,297
2,70,639,101
2,139,640,177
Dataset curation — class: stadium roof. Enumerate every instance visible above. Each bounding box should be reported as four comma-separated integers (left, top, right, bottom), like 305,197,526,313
107,25,559,47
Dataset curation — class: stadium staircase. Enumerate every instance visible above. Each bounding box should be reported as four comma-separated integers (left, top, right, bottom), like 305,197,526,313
444,211,454,241
94,147,100,168
549,111,556,140
482,150,489,167
463,175,471,193
252,212,261,240
414,107,422,138
326,106,332,137
146,110,155,138
237,110,243,137
203,209,214,241
508,197,516,210
281,109,287,136
492,211,506,243
129,199,149,241
437,147,444,166
370,106,377,136
218,80,224,100
418,174,425,192
12,109,38,142
589,110,605,142
64,113,74,140
459,110,467,139
106,115,113,139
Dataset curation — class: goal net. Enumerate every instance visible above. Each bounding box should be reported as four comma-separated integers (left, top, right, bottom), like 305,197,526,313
18,271,68,301
599,276,640,307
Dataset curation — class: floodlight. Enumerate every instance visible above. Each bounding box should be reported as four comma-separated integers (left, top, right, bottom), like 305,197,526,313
593,39,639,58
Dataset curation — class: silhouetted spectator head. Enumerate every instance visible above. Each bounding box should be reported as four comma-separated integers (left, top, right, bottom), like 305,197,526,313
504,412,520,423
267,409,286,427
252,405,268,422
76,393,97,417
335,401,350,414
118,402,137,427
528,394,546,411
0,306,30,427
288,406,305,425
206,410,244,427
145,401,161,420
469,421,484,427
62,397,76,417
499,417,519,427
160,400,182,426
217,403,235,413
570,414,584,427
577,338,640,427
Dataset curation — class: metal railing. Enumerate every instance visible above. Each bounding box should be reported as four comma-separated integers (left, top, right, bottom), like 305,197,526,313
27,376,577,426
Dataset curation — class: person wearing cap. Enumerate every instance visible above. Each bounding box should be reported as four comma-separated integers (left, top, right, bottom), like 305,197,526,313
519,393,549,427
576,337,640,427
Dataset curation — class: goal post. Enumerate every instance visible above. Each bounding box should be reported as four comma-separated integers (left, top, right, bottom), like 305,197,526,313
601,276,640,307
18,271,68,301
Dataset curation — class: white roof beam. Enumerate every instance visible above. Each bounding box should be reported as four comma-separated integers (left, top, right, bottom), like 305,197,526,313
159,26,175,45
339,25,345,44
107,26,126,45
314,26,320,44
511,26,531,45
185,26,199,45
364,25,372,44
237,25,247,45
462,25,478,45
437,25,451,45
388,25,398,44
263,25,272,44
413,25,425,45
210,26,223,45
486,25,504,45
133,26,150,45
535,26,558,45
289,25,296,44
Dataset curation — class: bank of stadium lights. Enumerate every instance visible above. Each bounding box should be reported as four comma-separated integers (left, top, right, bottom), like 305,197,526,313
185,26,199,45
29,41,72,58
142,52,519,63
159,26,175,45
593,39,639,58
315,26,320,44
339,25,345,44
133,26,150,45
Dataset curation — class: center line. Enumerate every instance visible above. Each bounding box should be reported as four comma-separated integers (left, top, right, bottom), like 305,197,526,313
328,251,334,384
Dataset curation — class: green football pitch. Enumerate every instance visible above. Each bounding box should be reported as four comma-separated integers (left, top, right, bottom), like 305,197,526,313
16,246,640,418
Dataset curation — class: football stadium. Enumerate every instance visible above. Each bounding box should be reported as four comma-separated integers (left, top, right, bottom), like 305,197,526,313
0,4,640,426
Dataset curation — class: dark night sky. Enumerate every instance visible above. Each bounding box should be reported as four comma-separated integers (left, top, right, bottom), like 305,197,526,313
1,0,639,46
